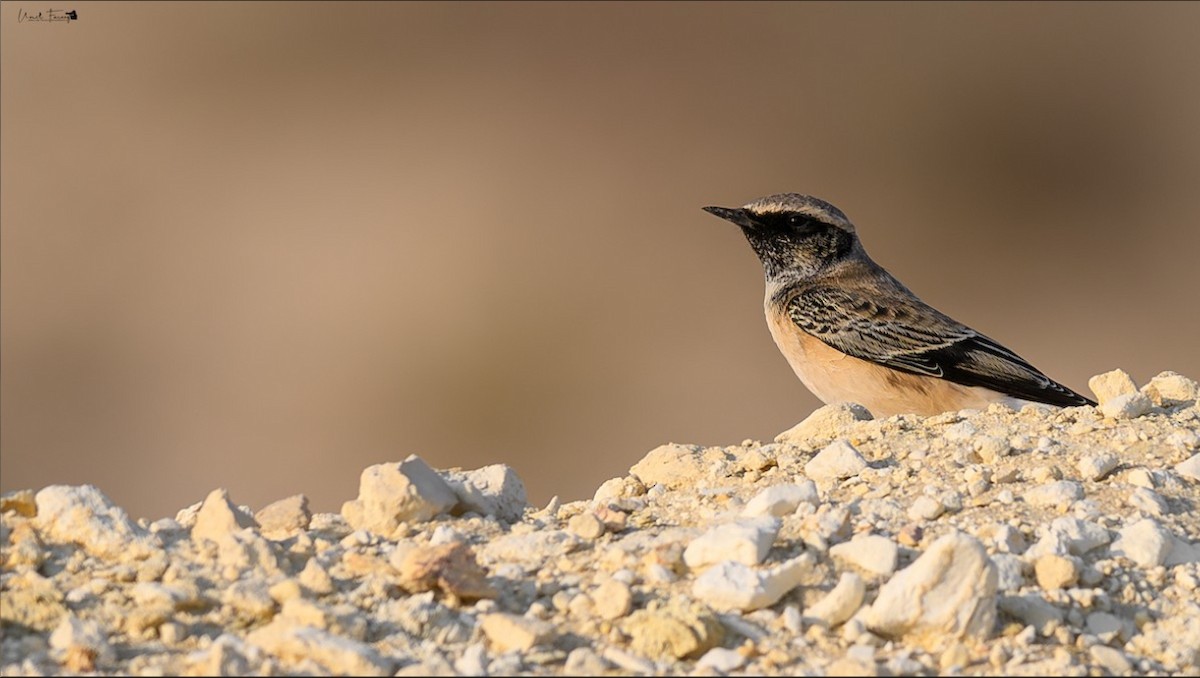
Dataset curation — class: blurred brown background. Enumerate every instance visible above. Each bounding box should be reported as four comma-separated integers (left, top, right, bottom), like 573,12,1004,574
3,2,1198,520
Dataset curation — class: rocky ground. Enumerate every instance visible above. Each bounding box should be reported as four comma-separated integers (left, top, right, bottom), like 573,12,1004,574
2,368,1199,676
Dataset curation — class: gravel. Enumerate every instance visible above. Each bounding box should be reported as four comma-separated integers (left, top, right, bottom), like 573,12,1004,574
2,368,1199,675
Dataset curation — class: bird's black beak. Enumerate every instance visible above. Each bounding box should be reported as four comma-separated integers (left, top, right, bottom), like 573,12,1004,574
702,205,757,230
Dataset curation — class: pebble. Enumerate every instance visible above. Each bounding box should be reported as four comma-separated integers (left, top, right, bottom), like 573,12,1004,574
908,496,944,521
590,579,633,621
567,512,606,540
192,488,259,544
804,571,865,627
33,485,160,561
695,647,747,672
1100,392,1154,419
254,494,311,536
1034,554,1079,590
621,600,723,659
1128,487,1168,516
742,481,819,517
692,553,815,612
829,534,898,577
246,619,393,675
866,533,997,643
683,517,779,568
805,439,869,482
341,456,459,535
1089,645,1133,674
1111,518,1172,568
1176,454,1200,482
775,402,873,443
1141,370,1199,406
442,464,528,523
1077,453,1119,481
1088,369,1138,405
479,613,553,652
1025,481,1084,508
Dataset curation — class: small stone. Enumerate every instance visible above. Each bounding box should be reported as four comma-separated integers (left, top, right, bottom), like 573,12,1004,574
393,541,495,600
696,647,746,673
564,647,609,676
1176,454,1200,482
33,485,160,561
567,512,606,540
908,496,944,521
692,553,815,612
1025,481,1084,508
255,494,311,536
805,440,868,482
1085,611,1129,640
479,613,553,652
991,554,1026,592
1140,371,1199,406
246,619,392,675
629,444,707,488
1088,369,1138,405
1100,392,1153,419
742,481,819,517
49,615,112,672
621,600,723,659
192,488,259,544
776,403,873,443
804,571,865,627
684,517,779,568
443,464,528,523
341,456,459,535
1111,519,1172,568
1034,554,1079,590
866,532,997,644
1089,645,1133,674
1128,487,1168,516
298,560,335,596
939,642,970,672
998,594,1063,635
829,534,898,577
1077,454,1119,481
974,436,1011,463
591,579,633,621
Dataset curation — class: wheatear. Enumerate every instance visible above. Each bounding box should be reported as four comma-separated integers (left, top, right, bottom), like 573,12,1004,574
704,193,1095,417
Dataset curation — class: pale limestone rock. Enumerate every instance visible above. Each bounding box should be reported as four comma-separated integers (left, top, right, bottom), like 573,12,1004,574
991,554,1026,592
683,517,779,568
1111,518,1172,568
1176,454,1200,482
997,594,1062,635
1025,481,1083,508
1088,369,1137,405
776,403,873,443
255,494,311,536
393,541,495,600
480,530,580,564
908,496,944,521
829,534,898,577
1077,453,1118,481
805,440,868,482
49,615,113,672
691,553,815,612
591,579,633,620
1089,645,1133,674
1100,392,1154,419
592,476,646,505
1025,517,1111,559
696,647,747,673
866,533,997,643
629,444,707,488
479,613,553,652
564,647,610,676
1141,371,1199,406
1034,554,1079,589
246,619,392,676
567,512,606,540
621,600,723,659
804,571,865,627
341,456,458,535
192,488,259,544
1129,487,1168,516
443,464,528,523
34,485,159,561
742,481,819,518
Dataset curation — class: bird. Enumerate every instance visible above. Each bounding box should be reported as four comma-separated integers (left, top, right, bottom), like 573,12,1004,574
702,193,1096,417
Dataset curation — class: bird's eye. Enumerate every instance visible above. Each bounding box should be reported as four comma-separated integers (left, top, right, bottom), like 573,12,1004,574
787,215,806,228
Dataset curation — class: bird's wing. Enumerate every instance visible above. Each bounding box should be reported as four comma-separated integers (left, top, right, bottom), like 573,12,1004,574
787,286,1095,407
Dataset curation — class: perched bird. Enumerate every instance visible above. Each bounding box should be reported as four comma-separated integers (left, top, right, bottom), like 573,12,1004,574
703,193,1095,417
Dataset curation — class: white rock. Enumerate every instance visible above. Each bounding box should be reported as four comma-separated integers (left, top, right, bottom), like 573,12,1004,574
776,403,873,443
1141,370,1199,406
1111,519,1172,568
629,443,707,488
34,485,160,561
742,482,819,517
866,533,997,642
591,579,633,621
991,554,1026,592
805,440,868,482
804,572,865,627
1100,392,1154,419
1088,369,1138,405
692,553,815,612
481,530,580,564
1176,454,1200,482
341,456,458,535
443,464,528,523
684,517,780,568
695,647,746,673
255,495,311,536
1089,645,1133,674
829,534,898,577
479,613,553,652
1077,453,1119,481
246,619,392,676
1129,487,1168,516
1026,517,1111,559
192,488,259,544
1085,611,1128,638
49,615,113,667
1025,481,1084,508
908,495,944,521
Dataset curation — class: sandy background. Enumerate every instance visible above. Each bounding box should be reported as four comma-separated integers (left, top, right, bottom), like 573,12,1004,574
3,2,1199,520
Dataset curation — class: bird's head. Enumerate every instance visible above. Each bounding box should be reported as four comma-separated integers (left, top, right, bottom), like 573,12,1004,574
704,193,860,283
